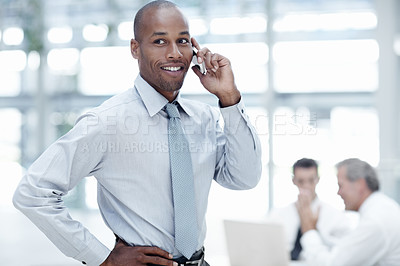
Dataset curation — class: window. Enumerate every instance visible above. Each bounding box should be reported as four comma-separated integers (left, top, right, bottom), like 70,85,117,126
79,46,138,95
273,40,379,92
0,50,26,96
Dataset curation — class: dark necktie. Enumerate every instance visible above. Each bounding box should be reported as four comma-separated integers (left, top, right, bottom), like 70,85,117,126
165,102,198,259
290,227,303,260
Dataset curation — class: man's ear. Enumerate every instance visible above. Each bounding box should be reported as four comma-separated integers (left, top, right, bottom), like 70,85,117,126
357,178,368,191
130,39,140,59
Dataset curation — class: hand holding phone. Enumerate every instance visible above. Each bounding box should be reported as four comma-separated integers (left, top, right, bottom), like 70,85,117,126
192,49,206,75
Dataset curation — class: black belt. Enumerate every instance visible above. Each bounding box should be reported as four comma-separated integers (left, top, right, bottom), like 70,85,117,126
145,247,205,266
115,235,205,266
173,247,205,266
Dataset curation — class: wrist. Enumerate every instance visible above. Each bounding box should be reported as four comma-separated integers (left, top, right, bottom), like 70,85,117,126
301,223,316,234
99,252,112,266
99,259,109,266
218,88,241,107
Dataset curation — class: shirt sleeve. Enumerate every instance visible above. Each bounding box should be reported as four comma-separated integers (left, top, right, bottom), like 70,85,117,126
315,203,355,247
213,99,262,189
12,112,111,266
301,220,387,266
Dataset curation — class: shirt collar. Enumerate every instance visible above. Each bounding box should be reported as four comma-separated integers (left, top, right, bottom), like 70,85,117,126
359,191,379,215
175,94,194,117
134,75,194,117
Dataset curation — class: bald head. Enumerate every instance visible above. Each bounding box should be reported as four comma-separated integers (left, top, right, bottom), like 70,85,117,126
134,0,179,41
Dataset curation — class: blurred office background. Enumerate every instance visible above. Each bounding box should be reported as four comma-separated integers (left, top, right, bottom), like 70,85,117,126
1,0,399,265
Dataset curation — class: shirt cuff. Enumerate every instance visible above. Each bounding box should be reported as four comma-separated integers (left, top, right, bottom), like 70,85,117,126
219,99,249,128
301,229,324,248
73,236,111,266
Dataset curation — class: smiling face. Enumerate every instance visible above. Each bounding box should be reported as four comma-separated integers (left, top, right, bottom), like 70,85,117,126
131,5,193,101
337,166,363,211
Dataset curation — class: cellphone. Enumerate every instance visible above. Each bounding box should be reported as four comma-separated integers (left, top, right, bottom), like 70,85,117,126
192,49,206,75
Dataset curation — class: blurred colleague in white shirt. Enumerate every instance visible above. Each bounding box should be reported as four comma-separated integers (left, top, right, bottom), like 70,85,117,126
268,158,352,261
300,158,400,266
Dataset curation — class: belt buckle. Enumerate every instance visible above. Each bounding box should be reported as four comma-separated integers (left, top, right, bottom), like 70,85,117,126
179,260,199,266
180,253,204,266
184,259,202,265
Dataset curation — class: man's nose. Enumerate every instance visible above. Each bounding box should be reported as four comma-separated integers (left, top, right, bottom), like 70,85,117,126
302,181,312,189
167,43,183,59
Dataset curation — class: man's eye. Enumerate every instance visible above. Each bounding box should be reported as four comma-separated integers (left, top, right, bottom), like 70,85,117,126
154,39,166,45
179,39,189,44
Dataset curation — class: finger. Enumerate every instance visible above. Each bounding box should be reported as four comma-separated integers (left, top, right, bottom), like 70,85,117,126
191,38,207,64
197,48,212,64
191,37,200,51
135,246,173,259
144,255,177,266
297,195,306,206
210,53,220,72
204,51,215,71
298,188,307,195
192,65,204,78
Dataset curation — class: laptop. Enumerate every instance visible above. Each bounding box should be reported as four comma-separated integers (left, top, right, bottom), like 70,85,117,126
223,219,290,266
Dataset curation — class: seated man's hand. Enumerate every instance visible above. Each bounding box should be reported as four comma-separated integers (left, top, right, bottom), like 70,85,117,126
101,240,177,266
296,192,319,234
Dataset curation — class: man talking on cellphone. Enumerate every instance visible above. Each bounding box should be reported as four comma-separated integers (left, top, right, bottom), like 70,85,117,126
13,1,262,265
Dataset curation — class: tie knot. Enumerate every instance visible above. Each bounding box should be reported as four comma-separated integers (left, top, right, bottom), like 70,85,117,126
165,103,180,119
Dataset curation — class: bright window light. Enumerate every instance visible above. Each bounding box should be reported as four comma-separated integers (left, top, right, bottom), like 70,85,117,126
47,48,79,74
118,21,133,40
82,24,109,42
0,30,2,42
27,50,40,70
0,109,22,206
0,50,26,71
47,26,73,44
210,15,267,35
330,107,379,166
85,177,98,209
189,18,208,36
0,50,24,96
0,109,21,144
182,42,268,94
0,162,24,208
273,40,379,92
3,27,24,45
345,12,377,30
0,71,21,96
274,39,379,64
274,11,377,32
394,35,400,56
79,46,138,95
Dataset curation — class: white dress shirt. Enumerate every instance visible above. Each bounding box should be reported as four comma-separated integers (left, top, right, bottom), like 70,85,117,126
269,197,352,259
301,192,400,266
13,75,262,266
